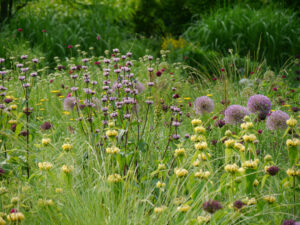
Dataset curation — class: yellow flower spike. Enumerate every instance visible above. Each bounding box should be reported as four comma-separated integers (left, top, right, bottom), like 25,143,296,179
42,138,51,146
59,96,65,98
206,94,213,97
177,204,191,213
50,90,60,93
282,104,291,107
40,108,45,111
63,111,70,115
36,103,42,106
184,97,191,100
62,143,72,151
154,206,167,213
174,168,188,177
286,117,297,127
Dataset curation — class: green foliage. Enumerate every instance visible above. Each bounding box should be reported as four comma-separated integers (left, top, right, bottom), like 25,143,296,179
183,5,300,67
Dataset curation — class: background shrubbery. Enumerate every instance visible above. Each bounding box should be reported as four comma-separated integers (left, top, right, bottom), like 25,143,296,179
0,0,300,71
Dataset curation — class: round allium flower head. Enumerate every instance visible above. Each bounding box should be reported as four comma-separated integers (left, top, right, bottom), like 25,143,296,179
135,82,145,94
267,166,280,176
203,200,222,214
194,96,214,115
224,105,250,124
247,94,271,118
282,220,296,225
233,200,246,210
266,110,289,130
63,96,76,111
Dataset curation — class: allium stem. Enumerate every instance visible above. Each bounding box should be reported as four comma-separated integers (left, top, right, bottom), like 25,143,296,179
25,89,30,179
141,104,150,138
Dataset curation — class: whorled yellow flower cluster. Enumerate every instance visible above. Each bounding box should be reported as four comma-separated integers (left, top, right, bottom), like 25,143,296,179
264,195,276,204
174,148,185,157
107,174,122,183
177,204,191,212
224,139,235,148
106,146,120,154
242,159,259,170
286,117,297,127
225,163,239,173
190,135,204,142
234,143,245,152
106,130,118,138
156,181,166,188
194,142,208,151
0,216,5,225
154,206,167,213
61,165,74,174
197,215,211,223
38,162,53,171
194,170,210,179
198,152,210,161
62,143,72,151
241,122,254,130
42,138,51,146
174,168,188,178
286,138,300,147
286,168,300,177
6,212,25,222
38,199,55,207
242,134,257,143
191,119,202,126
194,126,206,134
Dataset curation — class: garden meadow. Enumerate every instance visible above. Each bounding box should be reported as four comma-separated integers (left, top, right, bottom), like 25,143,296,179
0,0,300,225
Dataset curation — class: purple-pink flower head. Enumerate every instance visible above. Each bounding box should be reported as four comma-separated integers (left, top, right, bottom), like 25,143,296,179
63,96,76,111
266,110,289,130
194,96,214,115
135,82,145,94
203,200,223,214
247,94,271,117
224,105,250,124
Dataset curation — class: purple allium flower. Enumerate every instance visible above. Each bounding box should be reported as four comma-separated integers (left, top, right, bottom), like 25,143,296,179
267,166,280,176
41,121,52,130
20,67,29,73
16,63,23,68
247,94,271,117
21,55,28,59
0,58,5,63
135,82,145,94
148,67,154,72
57,65,66,71
113,48,119,53
30,72,38,77
172,134,180,140
147,82,154,87
127,52,132,57
32,58,39,63
266,110,289,130
203,200,223,214
224,105,250,124
233,200,246,210
145,100,153,105
4,97,13,104
282,220,296,225
63,96,76,111
184,134,190,138
0,167,5,176
214,119,225,128
194,96,214,115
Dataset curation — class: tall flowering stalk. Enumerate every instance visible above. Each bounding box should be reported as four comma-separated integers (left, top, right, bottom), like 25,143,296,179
18,58,33,178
